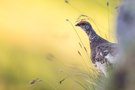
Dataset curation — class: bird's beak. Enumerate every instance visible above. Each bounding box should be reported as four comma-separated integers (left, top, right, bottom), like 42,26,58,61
75,23,80,26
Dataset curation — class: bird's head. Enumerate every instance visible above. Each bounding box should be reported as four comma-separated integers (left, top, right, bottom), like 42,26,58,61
75,20,92,35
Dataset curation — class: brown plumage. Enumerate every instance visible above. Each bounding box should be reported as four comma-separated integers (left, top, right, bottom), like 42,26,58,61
75,21,110,64
76,20,118,76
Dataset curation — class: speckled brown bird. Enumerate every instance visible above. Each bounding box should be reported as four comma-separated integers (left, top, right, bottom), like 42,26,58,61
76,20,118,76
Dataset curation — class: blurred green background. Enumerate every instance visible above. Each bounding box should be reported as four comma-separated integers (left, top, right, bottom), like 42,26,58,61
0,0,118,90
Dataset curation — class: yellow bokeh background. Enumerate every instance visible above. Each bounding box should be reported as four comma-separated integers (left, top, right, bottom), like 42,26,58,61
0,0,118,90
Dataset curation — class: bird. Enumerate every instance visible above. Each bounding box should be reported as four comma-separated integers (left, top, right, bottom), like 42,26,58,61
75,20,118,76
